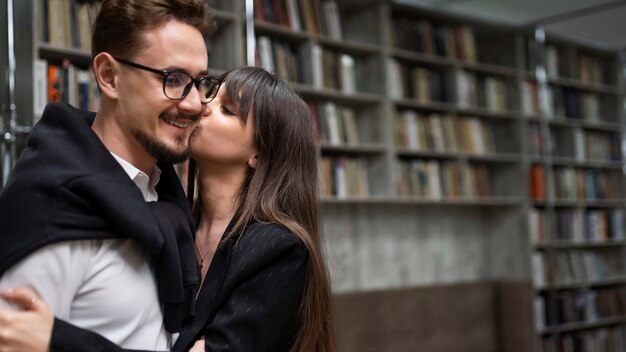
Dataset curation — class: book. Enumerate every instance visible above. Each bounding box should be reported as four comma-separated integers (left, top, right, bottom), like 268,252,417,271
573,127,586,161
460,25,476,63
411,67,431,103
386,59,403,99
321,102,342,145
531,252,546,287
428,114,445,151
417,19,434,55
298,0,319,34
33,59,48,124
309,43,323,88
286,0,302,31
76,2,92,50
334,157,347,198
528,208,543,244
322,0,342,40
340,107,359,146
530,164,545,200
339,54,356,94
47,64,61,103
77,69,91,111
402,110,420,150
257,36,275,72
321,156,333,196
544,45,559,79
520,80,539,116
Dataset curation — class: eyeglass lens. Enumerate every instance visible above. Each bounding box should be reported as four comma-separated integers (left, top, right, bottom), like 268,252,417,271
163,72,220,103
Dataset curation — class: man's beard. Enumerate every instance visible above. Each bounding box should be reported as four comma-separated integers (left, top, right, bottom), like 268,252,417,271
131,128,190,163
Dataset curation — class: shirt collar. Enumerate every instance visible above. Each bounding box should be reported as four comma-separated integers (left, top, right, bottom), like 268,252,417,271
110,152,161,202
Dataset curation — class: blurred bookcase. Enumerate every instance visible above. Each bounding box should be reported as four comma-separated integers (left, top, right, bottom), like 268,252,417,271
7,0,626,350
526,30,626,351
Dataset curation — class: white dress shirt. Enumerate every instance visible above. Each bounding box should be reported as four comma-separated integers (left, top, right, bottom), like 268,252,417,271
0,153,171,350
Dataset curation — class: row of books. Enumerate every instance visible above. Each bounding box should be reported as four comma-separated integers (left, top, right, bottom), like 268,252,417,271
455,69,509,112
527,124,621,162
540,326,626,352
521,81,604,121
394,111,498,155
391,14,477,62
394,159,490,199
532,250,624,287
320,156,369,198
386,60,451,103
542,45,609,86
530,165,622,201
309,44,357,93
542,45,568,81
535,287,626,328
554,167,620,201
256,36,304,83
386,61,510,112
520,80,541,116
550,88,602,122
309,102,359,146
578,54,606,86
255,0,343,39
38,0,100,50
577,130,621,162
33,59,99,124
529,208,625,245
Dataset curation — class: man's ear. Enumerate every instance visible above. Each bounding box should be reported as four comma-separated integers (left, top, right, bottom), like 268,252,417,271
92,52,120,100
247,154,258,169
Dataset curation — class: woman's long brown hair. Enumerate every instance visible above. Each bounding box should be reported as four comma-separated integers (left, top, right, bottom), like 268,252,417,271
188,67,335,352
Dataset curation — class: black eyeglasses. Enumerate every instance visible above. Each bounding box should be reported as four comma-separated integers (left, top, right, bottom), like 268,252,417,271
114,57,221,103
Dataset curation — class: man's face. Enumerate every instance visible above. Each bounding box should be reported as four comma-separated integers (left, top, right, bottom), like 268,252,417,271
114,20,208,163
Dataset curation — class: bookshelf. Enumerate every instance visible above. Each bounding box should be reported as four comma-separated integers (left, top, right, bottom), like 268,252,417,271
525,31,626,351
5,0,626,351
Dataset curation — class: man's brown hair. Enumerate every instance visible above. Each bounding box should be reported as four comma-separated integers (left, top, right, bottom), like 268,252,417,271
92,0,216,60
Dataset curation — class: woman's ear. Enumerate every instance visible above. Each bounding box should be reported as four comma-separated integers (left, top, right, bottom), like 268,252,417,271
92,52,119,100
247,154,258,169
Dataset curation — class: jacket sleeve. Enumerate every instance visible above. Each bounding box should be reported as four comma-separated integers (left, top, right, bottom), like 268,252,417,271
201,230,309,352
51,318,158,352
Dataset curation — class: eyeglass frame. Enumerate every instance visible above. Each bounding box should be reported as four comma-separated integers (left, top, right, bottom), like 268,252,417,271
113,57,221,103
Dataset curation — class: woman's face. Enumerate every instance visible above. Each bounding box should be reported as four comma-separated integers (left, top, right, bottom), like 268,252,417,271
190,82,257,169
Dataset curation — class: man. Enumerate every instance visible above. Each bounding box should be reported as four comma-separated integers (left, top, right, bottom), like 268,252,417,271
0,0,215,350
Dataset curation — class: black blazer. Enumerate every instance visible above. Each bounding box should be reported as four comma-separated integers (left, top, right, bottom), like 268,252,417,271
51,221,308,352
173,221,308,352
0,103,197,338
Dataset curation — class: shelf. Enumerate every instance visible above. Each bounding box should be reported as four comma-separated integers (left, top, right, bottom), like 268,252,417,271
321,196,524,206
532,199,626,208
396,149,522,163
254,21,310,41
458,61,518,77
38,44,91,67
533,117,622,132
320,144,387,155
549,157,623,169
318,37,381,55
535,240,626,250
547,77,620,95
295,84,383,105
536,277,626,291
540,315,626,335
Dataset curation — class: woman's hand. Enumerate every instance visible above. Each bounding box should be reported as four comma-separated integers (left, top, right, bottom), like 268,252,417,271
0,287,53,352
189,336,205,352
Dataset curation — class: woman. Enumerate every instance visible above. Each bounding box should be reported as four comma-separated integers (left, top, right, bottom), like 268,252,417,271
0,67,336,352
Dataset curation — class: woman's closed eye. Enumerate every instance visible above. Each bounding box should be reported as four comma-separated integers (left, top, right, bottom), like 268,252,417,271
221,104,241,118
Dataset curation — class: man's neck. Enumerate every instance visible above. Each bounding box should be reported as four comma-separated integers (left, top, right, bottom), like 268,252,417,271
91,114,157,175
